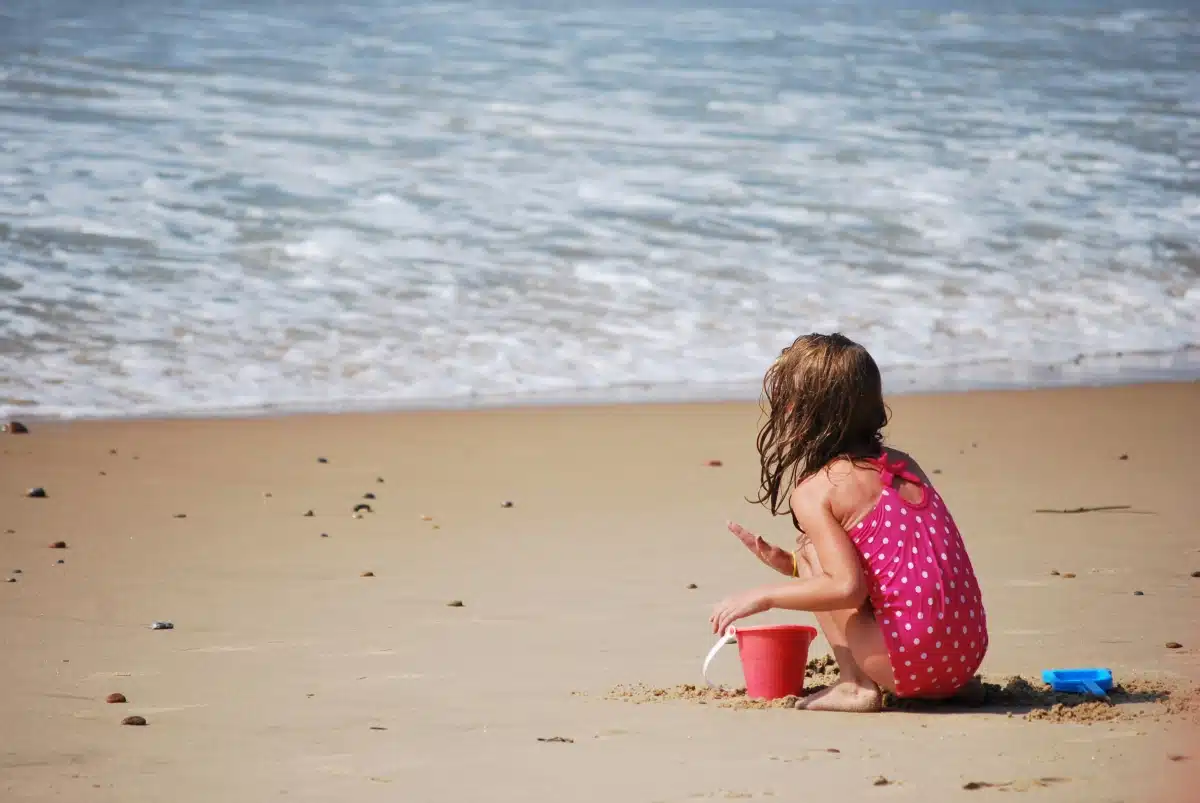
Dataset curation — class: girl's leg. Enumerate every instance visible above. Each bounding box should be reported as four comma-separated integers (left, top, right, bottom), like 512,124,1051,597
793,541,896,712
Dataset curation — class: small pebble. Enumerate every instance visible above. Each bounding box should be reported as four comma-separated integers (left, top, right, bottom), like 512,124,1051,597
4,529,14,534
686,583,698,590
55,559,65,565
500,501,513,508
263,492,272,498
420,515,433,521
150,621,174,630
303,510,314,517
121,715,147,726
49,541,67,549
1049,569,1060,576
317,457,328,464
1191,571,1200,578
369,726,387,731
106,693,127,704
12,569,22,574
352,512,363,519
109,449,117,455
26,487,47,498
376,477,385,484
1133,590,1144,596
1118,453,1129,460
353,503,372,513
3,421,29,434
5,578,14,583
173,513,187,519
447,600,464,607
98,471,106,476
705,459,723,467
1061,572,1076,579
873,776,891,787
363,493,376,500
320,533,329,538
537,736,574,744
932,468,942,475
361,571,375,577
1166,642,1183,649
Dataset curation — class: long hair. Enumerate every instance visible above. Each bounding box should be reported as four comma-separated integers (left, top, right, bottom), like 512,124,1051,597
753,333,889,515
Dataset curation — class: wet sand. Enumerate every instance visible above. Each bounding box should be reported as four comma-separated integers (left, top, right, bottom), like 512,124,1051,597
1,382,1198,802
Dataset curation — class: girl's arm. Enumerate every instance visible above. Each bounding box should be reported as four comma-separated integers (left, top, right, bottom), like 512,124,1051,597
711,476,866,634
759,480,867,612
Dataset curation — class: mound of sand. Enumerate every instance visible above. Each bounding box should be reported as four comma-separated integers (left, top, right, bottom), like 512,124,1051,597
606,656,1198,724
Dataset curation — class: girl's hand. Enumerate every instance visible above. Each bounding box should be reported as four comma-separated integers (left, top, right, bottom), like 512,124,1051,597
728,521,795,576
710,588,771,635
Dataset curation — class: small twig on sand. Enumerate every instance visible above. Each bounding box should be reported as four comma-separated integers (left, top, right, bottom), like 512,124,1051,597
1034,505,1132,515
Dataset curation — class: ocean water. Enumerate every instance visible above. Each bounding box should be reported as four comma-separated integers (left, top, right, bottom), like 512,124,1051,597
1,0,1197,419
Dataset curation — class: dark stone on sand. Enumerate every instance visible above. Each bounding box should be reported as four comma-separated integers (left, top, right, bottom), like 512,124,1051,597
49,541,67,549
99,471,106,476
1049,569,1060,576
106,693,126,704
121,715,147,726
1061,572,1076,579
109,449,117,455
363,493,375,500
1192,571,1200,578
173,513,187,519
320,533,329,538
1166,642,1182,649
706,459,723,467
4,421,29,434
687,583,698,589
353,503,372,513
263,492,272,498
26,487,47,498
317,457,328,464
447,600,464,607
4,529,14,534
873,776,891,786
55,559,65,565
12,569,21,574
369,726,387,731
1134,590,1144,596
932,469,942,474
376,477,384,483
5,577,15,583
537,736,574,743
360,571,374,577
501,501,514,508
303,510,314,517
1119,454,1129,460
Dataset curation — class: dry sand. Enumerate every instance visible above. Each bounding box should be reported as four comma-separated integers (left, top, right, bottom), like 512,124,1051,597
1,382,1198,802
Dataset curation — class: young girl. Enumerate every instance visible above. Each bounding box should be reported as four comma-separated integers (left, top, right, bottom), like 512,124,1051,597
710,333,988,713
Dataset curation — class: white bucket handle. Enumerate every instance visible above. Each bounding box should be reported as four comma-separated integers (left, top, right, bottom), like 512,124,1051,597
702,626,738,688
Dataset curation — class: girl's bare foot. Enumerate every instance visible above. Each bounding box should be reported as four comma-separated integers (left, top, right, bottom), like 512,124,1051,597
795,680,883,713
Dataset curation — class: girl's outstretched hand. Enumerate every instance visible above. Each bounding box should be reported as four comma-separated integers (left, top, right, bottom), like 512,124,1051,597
710,588,771,635
727,521,794,576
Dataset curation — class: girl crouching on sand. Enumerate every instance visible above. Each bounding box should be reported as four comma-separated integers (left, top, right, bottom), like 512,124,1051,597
710,333,988,712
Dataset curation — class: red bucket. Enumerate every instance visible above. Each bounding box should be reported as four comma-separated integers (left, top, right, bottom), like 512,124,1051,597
703,624,818,699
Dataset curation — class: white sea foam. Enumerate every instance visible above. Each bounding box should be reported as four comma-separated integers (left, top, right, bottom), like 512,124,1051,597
0,0,1197,419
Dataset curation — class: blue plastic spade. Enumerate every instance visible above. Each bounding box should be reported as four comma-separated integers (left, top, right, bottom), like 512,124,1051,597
1041,668,1113,697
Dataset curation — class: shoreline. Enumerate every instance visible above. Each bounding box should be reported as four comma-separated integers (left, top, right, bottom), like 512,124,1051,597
6,348,1198,425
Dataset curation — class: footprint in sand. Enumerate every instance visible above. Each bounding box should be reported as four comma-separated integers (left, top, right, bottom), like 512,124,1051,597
181,645,258,653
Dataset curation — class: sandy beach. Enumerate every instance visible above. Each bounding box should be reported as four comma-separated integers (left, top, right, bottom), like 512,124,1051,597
2,382,1197,802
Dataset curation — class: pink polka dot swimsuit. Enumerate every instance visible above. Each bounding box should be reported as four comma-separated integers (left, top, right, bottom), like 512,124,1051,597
853,454,988,698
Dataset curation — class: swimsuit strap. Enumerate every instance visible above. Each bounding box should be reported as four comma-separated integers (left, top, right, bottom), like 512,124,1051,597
870,452,922,488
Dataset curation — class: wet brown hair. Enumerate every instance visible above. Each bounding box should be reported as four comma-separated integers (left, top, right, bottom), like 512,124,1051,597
753,333,889,516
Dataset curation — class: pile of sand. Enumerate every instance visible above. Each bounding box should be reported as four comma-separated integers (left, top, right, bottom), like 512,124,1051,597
606,656,1198,724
